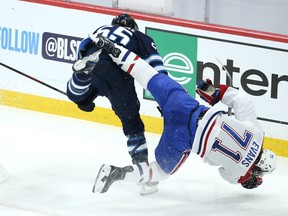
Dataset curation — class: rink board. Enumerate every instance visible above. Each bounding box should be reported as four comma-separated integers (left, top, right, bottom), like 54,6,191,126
0,0,287,156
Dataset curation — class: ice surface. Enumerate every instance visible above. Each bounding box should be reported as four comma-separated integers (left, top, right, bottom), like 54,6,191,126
0,105,287,216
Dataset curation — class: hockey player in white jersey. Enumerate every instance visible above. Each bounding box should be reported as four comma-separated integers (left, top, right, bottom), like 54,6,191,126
91,35,277,193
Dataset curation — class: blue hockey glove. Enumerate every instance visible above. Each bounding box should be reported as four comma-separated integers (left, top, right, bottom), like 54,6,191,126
77,102,95,112
76,94,97,112
241,176,263,189
196,78,220,106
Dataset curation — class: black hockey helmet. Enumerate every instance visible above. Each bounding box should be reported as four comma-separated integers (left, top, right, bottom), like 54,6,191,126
111,13,139,30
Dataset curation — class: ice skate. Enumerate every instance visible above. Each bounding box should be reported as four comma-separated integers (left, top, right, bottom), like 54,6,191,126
91,35,121,57
92,164,133,193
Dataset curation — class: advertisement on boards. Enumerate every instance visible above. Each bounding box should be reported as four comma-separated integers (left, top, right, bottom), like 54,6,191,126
145,28,288,129
144,29,198,99
0,0,287,151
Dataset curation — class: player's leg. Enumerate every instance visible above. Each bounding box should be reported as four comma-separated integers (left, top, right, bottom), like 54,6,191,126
92,123,193,195
126,132,147,163
109,77,148,164
96,40,158,195
93,35,157,90
110,83,158,195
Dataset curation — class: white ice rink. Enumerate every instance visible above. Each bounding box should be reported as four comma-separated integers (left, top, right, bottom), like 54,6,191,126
0,105,287,216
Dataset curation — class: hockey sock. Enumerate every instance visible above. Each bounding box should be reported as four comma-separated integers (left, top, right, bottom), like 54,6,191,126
127,133,148,164
124,161,169,184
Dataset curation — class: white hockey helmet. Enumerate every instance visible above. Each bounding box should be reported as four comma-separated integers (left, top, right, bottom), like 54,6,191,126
255,149,277,174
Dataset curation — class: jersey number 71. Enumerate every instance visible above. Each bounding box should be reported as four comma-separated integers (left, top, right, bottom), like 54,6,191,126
212,122,253,163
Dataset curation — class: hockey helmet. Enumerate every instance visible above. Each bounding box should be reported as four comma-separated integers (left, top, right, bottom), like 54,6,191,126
255,149,277,174
111,13,139,30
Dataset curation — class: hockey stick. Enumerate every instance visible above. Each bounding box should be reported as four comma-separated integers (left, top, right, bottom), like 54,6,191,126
215,58,232,116
0,62,67,96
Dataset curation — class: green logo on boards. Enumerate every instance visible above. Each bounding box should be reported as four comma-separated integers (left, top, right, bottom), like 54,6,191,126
144,29,198,100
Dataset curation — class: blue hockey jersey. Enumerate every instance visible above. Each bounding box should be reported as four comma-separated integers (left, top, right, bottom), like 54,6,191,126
78,25,166,74
67,25,167,136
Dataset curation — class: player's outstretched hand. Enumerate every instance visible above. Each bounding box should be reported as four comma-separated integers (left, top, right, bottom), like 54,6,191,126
196,78,220,106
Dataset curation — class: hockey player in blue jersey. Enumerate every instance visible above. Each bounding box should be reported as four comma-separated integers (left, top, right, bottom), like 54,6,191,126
66,14,166,195
89,35,277,194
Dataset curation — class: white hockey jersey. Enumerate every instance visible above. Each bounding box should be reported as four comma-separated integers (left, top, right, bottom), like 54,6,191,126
192,87,264,184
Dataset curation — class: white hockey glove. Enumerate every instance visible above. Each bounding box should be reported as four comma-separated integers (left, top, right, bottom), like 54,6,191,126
72,49,102,74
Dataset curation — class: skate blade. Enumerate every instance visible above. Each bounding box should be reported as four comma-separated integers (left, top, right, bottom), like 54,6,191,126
92,164,111,193
140,184,158,196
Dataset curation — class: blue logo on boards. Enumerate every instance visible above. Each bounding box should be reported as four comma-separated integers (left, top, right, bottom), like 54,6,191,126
42,32,83,63
0,27,83,64
0,27,39,55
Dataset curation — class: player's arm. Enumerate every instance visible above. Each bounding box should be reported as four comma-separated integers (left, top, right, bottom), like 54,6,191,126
66,38,99,112
136,33,168,75
221,86,258,122
66,72,98,112
196,79,258,122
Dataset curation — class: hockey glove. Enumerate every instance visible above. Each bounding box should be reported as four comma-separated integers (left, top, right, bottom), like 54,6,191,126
72,60,96,75
72,48,101,74
196,79,220,106
241,176,263,189
76,94,97,112
77,102,95,112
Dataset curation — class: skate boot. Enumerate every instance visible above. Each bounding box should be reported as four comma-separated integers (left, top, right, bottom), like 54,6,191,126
127,136,159,195
92,164,133,193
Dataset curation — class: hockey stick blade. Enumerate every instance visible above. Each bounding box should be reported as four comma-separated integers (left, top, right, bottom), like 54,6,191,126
0,62,66,96
215,57,232,86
